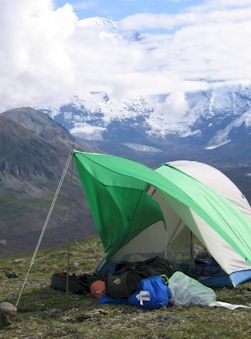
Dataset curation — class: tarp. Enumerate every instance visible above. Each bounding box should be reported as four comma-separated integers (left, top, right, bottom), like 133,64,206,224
73,151,251,265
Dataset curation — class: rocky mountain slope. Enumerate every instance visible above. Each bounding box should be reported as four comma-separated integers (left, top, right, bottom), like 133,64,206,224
0,108,98,257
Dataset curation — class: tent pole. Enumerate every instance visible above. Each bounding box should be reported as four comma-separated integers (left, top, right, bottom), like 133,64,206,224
66,148,74,294
190,231,194,268
15,151,73,308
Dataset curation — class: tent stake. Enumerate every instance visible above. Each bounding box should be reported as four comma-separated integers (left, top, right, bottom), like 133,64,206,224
15,151,73,308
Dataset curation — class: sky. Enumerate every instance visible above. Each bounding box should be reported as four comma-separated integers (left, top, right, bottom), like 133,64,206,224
54,0,203,21
1,0,251,112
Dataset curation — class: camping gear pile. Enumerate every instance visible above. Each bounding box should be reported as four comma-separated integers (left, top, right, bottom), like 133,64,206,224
51,267,250,310
51,256,178,309
99,271,221,309
50,257,184,309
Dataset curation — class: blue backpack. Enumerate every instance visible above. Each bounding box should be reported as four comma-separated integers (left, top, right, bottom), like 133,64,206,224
127,275,170,309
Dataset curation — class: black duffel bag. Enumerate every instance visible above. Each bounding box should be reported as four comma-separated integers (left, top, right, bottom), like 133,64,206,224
51,272,87,294
51,272,108,294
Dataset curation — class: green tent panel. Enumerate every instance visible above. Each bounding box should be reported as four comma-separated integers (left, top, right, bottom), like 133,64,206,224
74,151,164,258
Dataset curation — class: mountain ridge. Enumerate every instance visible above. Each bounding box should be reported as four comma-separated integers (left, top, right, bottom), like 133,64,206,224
0,108,97,256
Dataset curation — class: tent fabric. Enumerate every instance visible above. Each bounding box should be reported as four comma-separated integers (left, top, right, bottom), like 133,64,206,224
155,163,251,277
73,151,164,258
161,161,251,273
166,161,251,218
73,151,251,270
110,221,168,263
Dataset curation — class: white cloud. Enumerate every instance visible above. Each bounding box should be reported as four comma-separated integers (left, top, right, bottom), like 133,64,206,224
0,0,77,109
146,91,189,136
120,5,251,31
0,0,251,122
198,0,251,10
70,123,105,140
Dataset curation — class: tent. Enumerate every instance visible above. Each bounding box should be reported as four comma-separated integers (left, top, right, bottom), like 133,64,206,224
73,150,251,287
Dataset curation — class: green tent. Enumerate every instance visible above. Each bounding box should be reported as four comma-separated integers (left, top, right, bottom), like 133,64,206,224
73,150,251,287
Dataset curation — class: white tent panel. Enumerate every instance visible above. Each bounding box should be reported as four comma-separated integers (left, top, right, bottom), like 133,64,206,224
152,190,249,273
190,209,251,274
168,161,251,218
111,220,167,263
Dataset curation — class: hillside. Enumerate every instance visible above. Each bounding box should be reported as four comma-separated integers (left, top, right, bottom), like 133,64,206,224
0,237,250,338
0,116,64,195
0,108,98,257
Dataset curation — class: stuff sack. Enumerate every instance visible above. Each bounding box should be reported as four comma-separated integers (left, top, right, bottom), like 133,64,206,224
168,271,216,307
106,270,140,298
128,275,170,309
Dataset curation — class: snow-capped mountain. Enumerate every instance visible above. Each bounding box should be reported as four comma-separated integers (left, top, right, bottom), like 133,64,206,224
35,17,250,154
40,84,251,154
39,85,251,202
76,17,140,43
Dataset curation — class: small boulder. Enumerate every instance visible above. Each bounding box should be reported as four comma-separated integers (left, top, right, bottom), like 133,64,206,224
0,302,17,328
70,261,80,269
4,271,18,279
13,258,25,264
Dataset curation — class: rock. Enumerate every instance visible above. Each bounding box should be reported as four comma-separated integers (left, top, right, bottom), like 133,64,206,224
66,308,79,314
0,302,17,328
92,309,109,316
13,258,25,264
70,261,80,268
4,271,18,278
46,308,61,317
156,314,178,324
75,313,93,322
74,309,109,322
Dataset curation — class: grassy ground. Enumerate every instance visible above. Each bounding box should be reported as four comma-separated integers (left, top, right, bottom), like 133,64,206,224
0,237,250,339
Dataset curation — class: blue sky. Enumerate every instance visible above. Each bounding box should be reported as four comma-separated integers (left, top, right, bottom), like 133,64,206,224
54,0,203,20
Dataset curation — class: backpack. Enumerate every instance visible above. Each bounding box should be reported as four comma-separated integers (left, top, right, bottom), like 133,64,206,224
106,270,140,298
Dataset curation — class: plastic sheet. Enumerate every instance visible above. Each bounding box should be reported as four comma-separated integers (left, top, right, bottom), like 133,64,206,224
168,272,216,306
